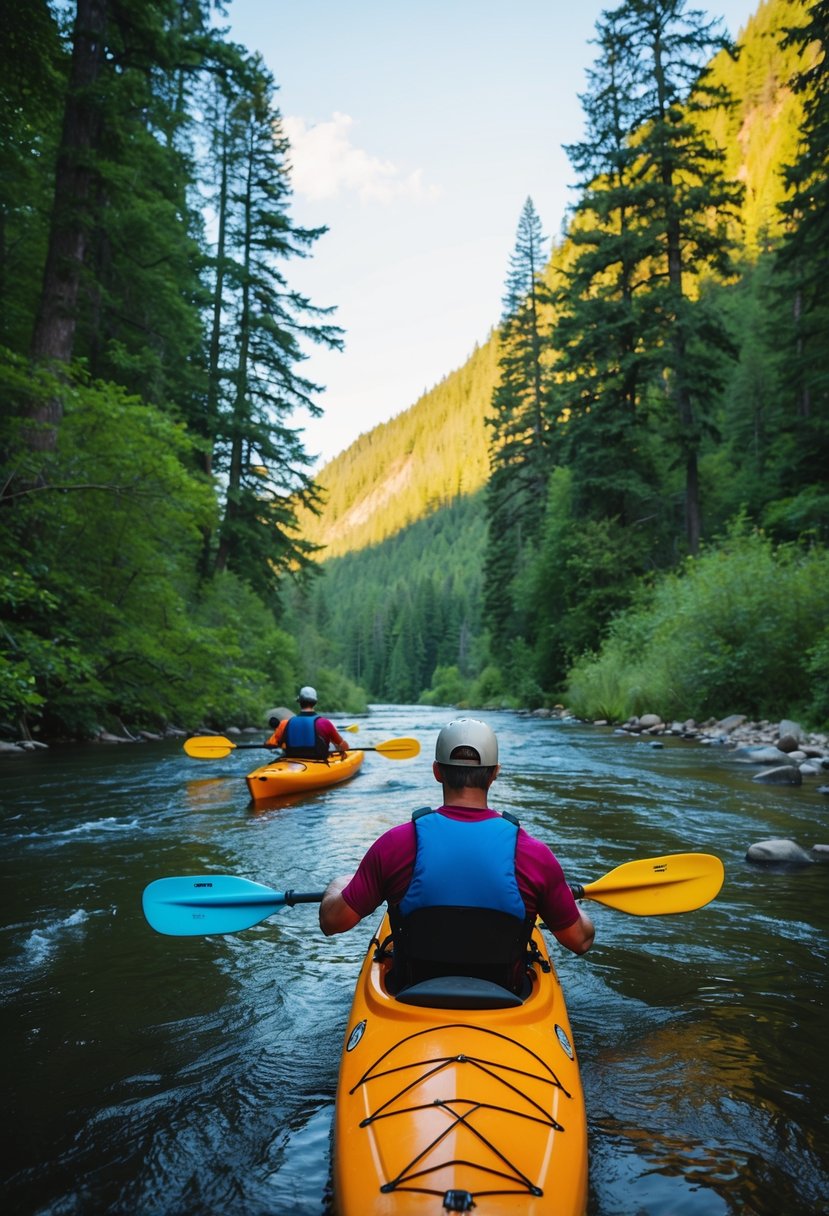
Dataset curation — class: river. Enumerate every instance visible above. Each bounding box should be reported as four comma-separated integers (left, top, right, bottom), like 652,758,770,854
2,705,827,1215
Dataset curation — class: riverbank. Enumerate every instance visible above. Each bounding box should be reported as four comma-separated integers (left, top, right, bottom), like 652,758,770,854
532,707,829,789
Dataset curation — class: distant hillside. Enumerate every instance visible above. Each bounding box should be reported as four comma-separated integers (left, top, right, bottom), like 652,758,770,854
303,0,809,562
301,335,498,557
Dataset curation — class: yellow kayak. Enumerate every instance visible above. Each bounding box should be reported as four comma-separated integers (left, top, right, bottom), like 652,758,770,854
245,749,364,801
331,913,587,1215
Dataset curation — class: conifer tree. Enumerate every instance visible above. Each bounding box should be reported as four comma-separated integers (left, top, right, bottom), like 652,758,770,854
25,0,108,453
771,0,829,527
554,0,742,556
619,0,743,552
552,7,657,529
206,56,343,594
0,0,63,357
484,197,551,636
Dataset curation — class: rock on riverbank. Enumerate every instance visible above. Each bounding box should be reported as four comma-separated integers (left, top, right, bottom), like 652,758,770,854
531,706,829,794
601,711,829,787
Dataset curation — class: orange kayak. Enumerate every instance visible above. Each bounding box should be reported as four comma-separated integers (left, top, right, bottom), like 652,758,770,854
331,914,587,1215
245,749,364,801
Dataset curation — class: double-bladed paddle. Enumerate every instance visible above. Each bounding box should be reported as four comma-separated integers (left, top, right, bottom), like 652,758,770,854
183,735,420,761
142,852,724,936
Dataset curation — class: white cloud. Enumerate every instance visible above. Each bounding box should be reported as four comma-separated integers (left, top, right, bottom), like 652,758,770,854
283,112,440,205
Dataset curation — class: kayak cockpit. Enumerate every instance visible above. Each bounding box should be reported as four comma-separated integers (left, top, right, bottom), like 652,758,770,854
394,975,524,1009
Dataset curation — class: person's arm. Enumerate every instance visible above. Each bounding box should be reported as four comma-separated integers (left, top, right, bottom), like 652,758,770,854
552,906,595,955
524,834,596,956
319,718,348,755
319,875,362,936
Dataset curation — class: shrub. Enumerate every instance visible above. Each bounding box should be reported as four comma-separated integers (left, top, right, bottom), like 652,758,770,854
565,526,829,723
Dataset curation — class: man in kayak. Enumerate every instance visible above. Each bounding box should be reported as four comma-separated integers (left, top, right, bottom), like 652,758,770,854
319,718,594,993
265,686,350,760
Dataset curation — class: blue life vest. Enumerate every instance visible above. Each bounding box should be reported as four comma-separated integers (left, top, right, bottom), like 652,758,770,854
389,809,532,994
399,809,526,919
282,713,326,758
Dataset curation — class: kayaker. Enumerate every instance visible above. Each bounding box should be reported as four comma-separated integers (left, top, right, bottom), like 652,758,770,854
265,686,350,760
319,718,594,994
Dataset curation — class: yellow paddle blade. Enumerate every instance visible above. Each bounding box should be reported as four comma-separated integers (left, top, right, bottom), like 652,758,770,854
372,736,420,760
341,724,360,733
183,735,236,759
579,853,724,915
182,732,419,761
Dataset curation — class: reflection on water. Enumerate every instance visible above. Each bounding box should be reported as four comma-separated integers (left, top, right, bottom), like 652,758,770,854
1,706,827,1214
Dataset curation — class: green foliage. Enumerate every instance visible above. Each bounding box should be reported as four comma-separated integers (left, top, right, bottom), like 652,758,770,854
0,360,306,735
309,669,370,716
564,651,638,725
526,468,647,690
180,575,299,727
2,368,201,730
284,495,487,704
806,626,829,726
468,665,509,708
0,0,63,353
565,526,829,723
554,0,744,557
0,568,90,723
419,665,471,708
0,5,347,737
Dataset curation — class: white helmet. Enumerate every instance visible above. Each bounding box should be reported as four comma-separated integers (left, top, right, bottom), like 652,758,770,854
297,685,317,703
435,718,498,766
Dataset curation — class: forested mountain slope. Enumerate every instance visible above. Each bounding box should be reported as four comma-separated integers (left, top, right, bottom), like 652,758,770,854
302,336,498,556
305,0,809,559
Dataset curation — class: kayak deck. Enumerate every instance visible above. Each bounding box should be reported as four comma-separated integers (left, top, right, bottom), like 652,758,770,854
245,748,364,801
332,916,587,1215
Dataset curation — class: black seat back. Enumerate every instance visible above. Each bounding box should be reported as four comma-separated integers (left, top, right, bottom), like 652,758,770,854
389,904,531,992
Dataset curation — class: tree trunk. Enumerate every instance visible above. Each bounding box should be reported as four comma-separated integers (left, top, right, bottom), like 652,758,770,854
27,0,108,450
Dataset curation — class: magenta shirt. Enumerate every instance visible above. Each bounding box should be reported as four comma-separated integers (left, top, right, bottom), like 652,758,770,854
315,717,342,746
341,805,580,931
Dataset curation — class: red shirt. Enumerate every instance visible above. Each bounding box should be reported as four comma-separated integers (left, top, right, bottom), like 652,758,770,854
341,804,580,931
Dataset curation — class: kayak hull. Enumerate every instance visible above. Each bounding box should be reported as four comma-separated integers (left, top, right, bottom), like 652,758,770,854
245,749,364,801
332,915,587,1216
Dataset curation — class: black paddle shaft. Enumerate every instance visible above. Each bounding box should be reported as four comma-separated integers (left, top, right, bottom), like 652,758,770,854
283,889,326,906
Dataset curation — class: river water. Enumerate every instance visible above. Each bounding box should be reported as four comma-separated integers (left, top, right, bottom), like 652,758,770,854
2,705,827,1216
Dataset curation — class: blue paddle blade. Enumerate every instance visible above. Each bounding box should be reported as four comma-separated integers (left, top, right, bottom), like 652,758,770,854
142,874,287,936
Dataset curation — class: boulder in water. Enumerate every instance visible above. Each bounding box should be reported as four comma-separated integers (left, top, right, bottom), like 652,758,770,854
746,839,813,865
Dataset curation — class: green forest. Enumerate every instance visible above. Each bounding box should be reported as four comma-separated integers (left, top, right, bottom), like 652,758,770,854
1,0,828,741
289,0,829,727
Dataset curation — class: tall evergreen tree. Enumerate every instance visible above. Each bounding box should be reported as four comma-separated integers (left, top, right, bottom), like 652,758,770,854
9,0,221,462
24,0,108,454
615,0,743,552
769,0,829,532
484,197,551,636
552,7,658,529
526,0,744,688
206,56,343,595
0,0,63,357
551,0,743,555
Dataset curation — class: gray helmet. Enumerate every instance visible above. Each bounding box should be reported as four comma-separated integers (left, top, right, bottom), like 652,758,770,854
435,718,498,766
297,685,317,703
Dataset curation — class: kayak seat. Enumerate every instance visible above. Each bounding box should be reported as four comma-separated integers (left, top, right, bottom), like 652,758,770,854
387,905,534,995
395,975,524,1009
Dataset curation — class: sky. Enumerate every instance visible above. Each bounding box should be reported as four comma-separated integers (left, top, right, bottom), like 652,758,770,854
225,0,763,468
